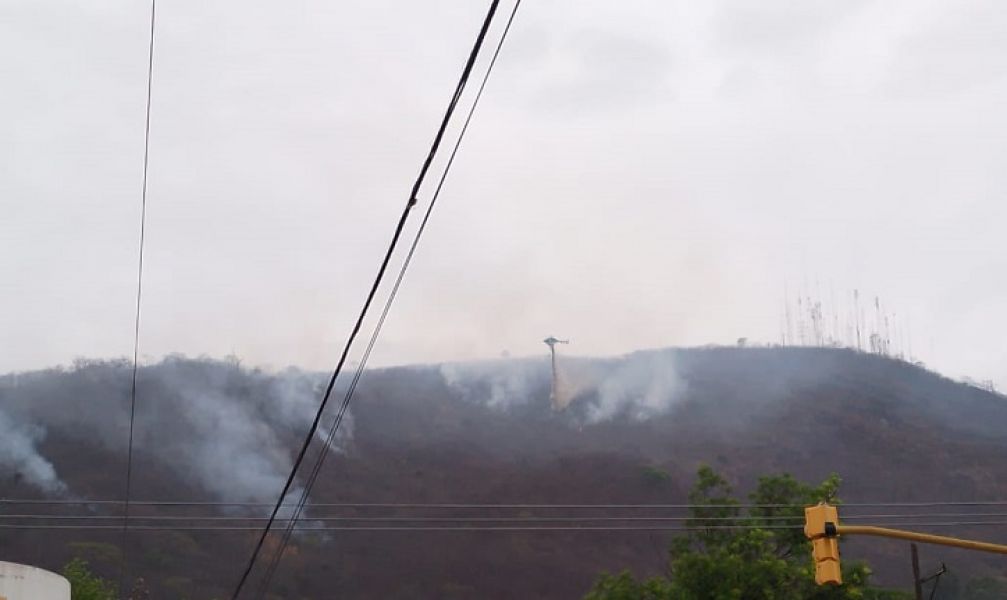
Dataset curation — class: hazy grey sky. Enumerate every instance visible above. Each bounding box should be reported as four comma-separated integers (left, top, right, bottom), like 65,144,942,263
4,0,1006,387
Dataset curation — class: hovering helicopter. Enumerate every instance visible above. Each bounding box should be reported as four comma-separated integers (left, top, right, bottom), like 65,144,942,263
543,336,569,410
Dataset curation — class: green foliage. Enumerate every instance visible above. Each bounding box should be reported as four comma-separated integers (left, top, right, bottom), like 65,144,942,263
923,570,1007,600
585,467,912,600
641,465,673,487
584,571,674,600
64,541,122,566
62,558,116,600
163,574,195,598
962,576,1007,600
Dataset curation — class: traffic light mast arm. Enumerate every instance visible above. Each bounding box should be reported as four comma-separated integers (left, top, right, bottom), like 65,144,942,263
836,525,1007,555
805,502,1007,587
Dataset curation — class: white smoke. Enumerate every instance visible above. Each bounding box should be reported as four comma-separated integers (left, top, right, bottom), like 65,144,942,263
439,359,547,409
0,358,352,503
269,368,355,448
440,350,686,423
0,409,66,494
2,350,684,502
137,361,352,503
586,352,685,422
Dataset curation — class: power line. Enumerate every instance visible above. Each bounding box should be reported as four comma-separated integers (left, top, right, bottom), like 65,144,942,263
6,521,1007,532
13,511,1007,523
0,514,804,523
0,524,805,532
841,512,1007,520
18,508,1007,524
255,2,525,597
230,3,506,598
120,0,157,597
254,0,524,592
12,499,1007,509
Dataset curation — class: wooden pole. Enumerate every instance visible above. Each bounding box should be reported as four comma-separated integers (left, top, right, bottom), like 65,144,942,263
911,543,923,600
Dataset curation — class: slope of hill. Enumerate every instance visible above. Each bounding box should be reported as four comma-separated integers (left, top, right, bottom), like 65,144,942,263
1,347,1006,598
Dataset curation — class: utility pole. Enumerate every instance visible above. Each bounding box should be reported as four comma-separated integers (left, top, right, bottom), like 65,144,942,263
911,543,923,600
543,336,569,410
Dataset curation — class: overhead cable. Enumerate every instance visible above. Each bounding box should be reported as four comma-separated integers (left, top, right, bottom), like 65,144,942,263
7,521,1007,532
230,2,505,598
12,499,1007,509
119,0,157,597
255,2,525,597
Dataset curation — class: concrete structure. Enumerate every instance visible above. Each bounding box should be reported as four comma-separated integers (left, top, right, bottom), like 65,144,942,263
0,561,70,600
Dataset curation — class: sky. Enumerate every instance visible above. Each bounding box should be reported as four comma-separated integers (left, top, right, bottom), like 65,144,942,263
3,0,1006,388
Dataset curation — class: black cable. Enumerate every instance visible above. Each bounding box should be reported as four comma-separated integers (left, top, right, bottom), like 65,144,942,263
0,513,801,523
254,2,523,596
15,499,1007,509
9,521,1007,532
119,0,156,596
229,3,503,598
0,524,809,532
15,511,1007,524
252,3,521,597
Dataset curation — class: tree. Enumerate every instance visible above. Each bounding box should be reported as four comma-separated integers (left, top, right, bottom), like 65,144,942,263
962,576,1007,600
585,467,911,600
584,570,673,600
62,558,116,600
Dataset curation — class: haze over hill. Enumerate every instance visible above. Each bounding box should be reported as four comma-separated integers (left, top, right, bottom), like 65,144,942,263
6,0,1007,396
2,346,1007,597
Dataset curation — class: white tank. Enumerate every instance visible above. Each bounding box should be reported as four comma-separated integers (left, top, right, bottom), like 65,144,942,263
0,561,70,600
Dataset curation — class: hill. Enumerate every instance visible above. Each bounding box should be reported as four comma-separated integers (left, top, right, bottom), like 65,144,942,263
1,347,1006,598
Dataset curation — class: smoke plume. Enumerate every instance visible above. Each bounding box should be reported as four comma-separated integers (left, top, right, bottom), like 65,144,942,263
439,359,548,409
587,352,685,422
0,357,351,501
439,350,686,423
0,408,66,494
0,350,688,500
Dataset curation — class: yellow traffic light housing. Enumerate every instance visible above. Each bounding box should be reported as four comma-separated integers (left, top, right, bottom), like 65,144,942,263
805,503,842,585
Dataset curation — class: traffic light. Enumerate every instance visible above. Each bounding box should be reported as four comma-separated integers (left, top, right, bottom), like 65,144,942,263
805,503,842,585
